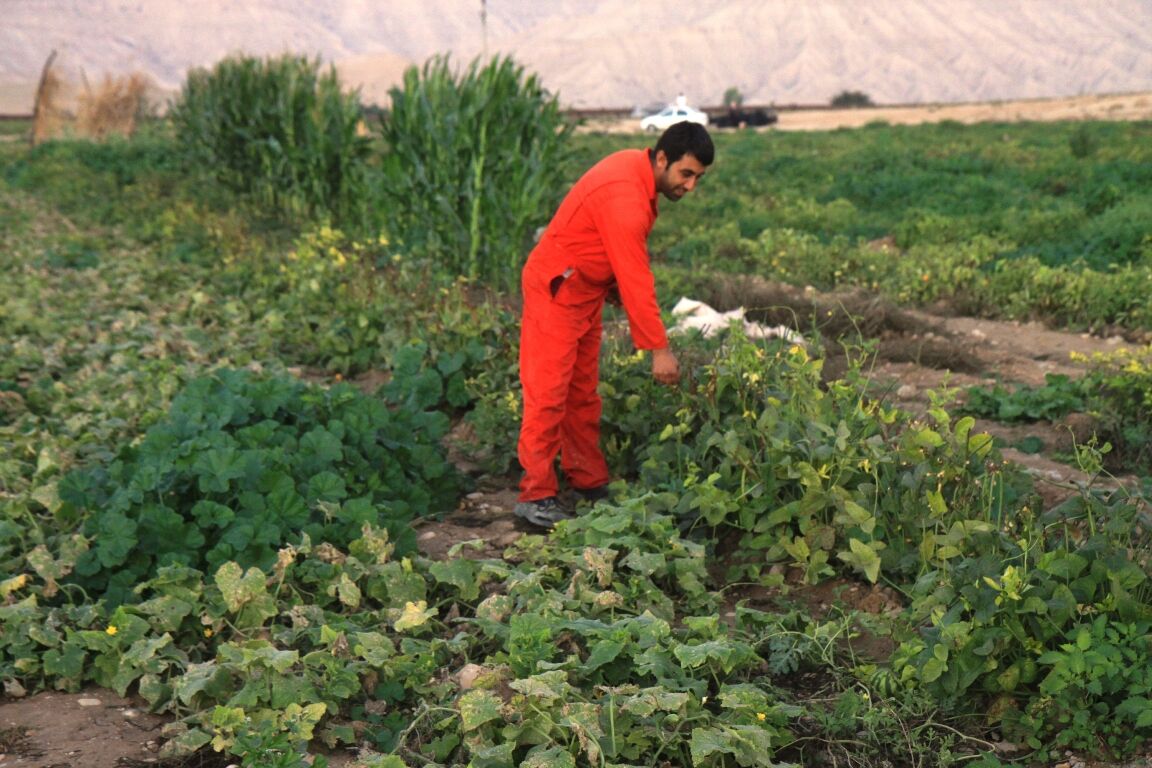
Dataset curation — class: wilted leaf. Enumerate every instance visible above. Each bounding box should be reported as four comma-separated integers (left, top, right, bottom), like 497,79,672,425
335,573,361,609
458,689,503,732
393,599,436,632
508,670,571,701
520,747,576,768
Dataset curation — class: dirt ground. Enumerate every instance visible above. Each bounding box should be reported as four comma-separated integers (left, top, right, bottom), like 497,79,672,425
768,91,1152,131
4,94,1151,768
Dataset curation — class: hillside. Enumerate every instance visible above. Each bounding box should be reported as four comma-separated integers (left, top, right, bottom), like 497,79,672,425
3,0,1152,114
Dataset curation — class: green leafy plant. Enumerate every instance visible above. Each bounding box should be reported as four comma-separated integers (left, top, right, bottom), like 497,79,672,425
1068,126,1099,159
1074,345,1152,473
59,368,460,604
595,330,1021,587
891,472,1152,757
960,373,1089,422
1007,616,1152,759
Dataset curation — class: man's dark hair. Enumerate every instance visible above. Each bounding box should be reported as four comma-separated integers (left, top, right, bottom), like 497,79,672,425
655,122,714,166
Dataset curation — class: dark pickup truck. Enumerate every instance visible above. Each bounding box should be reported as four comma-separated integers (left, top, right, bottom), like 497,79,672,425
711,107,779,128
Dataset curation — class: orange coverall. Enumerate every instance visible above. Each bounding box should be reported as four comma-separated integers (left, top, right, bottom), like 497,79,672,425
518,148,666,502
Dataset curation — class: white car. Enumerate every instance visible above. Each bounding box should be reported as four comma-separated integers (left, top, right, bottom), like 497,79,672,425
639,105,709,132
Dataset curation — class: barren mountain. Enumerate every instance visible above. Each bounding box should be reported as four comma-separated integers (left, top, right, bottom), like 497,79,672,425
2,0,1151,113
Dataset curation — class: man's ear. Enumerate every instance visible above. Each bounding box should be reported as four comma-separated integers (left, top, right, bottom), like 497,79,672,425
653,149,668,171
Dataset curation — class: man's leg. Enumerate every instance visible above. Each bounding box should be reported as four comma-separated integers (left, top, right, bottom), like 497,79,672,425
517,311,579,502
559,320,610,492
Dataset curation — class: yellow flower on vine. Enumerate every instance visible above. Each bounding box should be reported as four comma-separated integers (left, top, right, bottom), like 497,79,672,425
106,625,118,636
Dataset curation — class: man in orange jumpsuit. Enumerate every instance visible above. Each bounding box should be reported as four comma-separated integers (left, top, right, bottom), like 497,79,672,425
515,122,715,527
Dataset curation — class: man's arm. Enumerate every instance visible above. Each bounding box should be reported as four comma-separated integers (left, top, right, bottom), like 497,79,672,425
591,194,668,350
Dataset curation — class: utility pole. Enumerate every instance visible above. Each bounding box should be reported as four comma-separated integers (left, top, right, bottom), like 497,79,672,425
480,0,488,57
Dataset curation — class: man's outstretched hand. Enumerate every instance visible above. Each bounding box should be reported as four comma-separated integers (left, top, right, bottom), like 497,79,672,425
651,347,680,385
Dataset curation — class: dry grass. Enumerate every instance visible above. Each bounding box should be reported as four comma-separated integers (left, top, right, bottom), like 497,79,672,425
32,51,152,144
31,55,64,146
76,71,151,139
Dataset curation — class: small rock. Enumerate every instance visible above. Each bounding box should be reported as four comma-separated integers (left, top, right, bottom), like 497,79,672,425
458,663,488,690
418,531,438,541
363,699,389,716
122,708,141,718
896,384,917,399
466,492,484,500
78,697,103,707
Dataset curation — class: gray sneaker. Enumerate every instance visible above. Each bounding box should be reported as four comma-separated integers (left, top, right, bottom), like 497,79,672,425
513,497,572,528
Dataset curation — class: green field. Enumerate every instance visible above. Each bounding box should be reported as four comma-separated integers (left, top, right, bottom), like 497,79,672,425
2,86,1152,768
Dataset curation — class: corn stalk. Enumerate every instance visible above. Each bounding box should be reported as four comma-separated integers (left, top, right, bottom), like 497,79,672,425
377,54,574,290
169,54,371,228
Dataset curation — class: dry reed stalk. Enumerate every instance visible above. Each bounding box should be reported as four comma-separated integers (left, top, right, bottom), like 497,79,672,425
32,50,63,146
76,71,150,139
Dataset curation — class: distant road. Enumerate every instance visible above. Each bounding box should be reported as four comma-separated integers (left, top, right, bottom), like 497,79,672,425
580,92,1152,133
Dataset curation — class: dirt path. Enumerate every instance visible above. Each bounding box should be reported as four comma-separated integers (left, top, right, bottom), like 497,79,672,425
868,308,1139,508
772,91,1152,131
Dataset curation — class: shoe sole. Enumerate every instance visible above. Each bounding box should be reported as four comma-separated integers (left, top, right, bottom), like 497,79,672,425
514,503,572,528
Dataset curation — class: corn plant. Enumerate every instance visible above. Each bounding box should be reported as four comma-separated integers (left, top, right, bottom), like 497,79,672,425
169,54,371,228
376,54,574,289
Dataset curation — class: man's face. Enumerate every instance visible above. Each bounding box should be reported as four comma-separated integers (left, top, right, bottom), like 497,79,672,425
654,150,707,202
